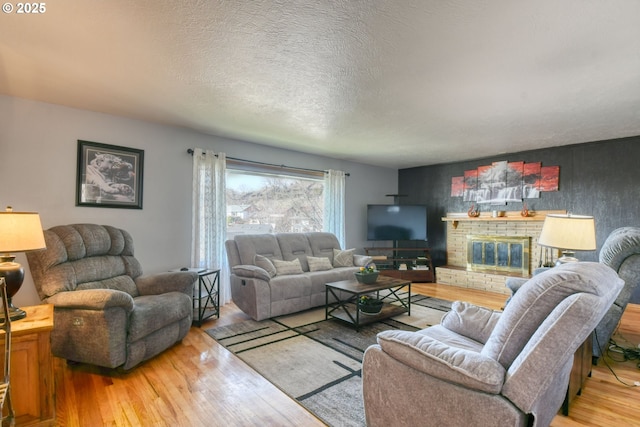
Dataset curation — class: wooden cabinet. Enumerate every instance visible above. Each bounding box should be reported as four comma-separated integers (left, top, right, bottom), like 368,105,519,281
364,247,435,283
1,304,55,426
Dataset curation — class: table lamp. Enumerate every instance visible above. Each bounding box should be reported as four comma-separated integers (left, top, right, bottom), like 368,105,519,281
0,207,46,321
538,213,596,265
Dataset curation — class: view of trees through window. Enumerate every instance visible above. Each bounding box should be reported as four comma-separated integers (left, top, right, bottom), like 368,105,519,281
226,169,324,239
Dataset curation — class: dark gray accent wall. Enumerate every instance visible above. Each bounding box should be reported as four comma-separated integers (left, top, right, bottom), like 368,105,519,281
399,136,640,267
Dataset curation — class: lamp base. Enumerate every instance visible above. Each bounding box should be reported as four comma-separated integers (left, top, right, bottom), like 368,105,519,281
556,251,579,266
0,258,27,322
0,302,26,322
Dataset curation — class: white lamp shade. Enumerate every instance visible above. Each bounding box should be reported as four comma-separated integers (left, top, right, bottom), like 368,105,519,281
0,212,46,253
538,214,596,251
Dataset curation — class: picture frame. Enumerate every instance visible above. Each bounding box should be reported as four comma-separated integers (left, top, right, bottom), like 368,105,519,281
76,140,144,209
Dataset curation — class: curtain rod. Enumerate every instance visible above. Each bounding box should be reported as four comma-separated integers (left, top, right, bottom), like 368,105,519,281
187,148,349,176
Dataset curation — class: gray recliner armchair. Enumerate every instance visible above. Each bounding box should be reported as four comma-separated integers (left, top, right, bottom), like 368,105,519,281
594,227,640,362
26,224,198,370
363,262,623,427
506,227,640,364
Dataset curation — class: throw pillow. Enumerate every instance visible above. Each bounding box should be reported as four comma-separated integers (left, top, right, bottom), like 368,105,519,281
307,256,333,272
254,254,277,278
333,248,355,267
272,258,304,276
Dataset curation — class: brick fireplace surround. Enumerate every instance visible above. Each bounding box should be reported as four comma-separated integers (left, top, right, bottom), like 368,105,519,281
438,210,565,295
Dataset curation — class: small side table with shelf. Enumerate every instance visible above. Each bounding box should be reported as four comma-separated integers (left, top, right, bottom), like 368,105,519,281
192,269,220,326
173,268,221,326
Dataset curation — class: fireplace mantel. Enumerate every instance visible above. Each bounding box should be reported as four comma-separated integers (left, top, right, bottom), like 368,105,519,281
437,210,565,295
442,210,565,229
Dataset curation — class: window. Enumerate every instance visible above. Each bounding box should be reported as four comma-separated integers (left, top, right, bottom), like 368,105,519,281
226,168,324,239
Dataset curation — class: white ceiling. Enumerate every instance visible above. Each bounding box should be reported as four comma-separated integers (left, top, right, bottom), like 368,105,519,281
2,1,640,169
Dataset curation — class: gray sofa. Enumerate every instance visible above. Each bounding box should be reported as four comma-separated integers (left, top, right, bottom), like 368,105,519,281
506,226,640,363
26,224,198,370
363,262,623,427
225,232,372,320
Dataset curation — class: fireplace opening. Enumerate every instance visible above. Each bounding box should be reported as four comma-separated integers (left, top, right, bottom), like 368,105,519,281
467,235,530,276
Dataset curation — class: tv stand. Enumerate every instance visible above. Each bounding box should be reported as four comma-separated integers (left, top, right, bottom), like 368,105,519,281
364,247,435,283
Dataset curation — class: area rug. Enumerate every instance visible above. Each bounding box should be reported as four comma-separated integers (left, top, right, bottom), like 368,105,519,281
205,294,452,427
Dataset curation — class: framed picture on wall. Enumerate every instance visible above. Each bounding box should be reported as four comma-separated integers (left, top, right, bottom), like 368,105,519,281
76,140,144,209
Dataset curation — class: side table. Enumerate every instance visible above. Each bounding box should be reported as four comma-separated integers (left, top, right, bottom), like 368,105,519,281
193,269,221,326
1,304,55,426
171,268,221,326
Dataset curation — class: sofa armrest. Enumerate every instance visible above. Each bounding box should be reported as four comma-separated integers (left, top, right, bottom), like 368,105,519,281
232,264,271,281
135,271,198,296
46,289,135,312
440,301,501,344
376,329,505,394
354,254,373,267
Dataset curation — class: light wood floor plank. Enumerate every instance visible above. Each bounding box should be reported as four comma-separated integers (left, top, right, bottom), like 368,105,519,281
53,283,640,426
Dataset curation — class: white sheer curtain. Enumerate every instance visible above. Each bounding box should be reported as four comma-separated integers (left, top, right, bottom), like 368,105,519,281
323,169,346,247
191,148,230,305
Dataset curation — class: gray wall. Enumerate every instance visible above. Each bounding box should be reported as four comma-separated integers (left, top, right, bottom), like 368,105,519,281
0,95,398,306
399,137,640,266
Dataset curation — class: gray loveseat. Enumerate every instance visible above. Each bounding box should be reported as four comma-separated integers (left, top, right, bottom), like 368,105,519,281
26,224,198,370
225,232,372,320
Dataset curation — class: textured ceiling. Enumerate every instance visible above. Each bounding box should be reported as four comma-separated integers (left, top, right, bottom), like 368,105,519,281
2,1,640,169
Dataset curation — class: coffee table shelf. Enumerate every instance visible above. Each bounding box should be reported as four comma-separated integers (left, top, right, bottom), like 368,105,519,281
325,276,411,330
328,302,409,327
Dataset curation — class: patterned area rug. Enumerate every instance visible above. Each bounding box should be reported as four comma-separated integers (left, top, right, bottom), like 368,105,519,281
205,294,452,427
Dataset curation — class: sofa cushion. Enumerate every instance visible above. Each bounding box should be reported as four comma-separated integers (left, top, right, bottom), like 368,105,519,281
441,301,501,345
333,248,355,267
235,234,283,265
307,256,333,272
272,258,304,276
377,329,505,394
276,234,314,271
128,292,192,342
254,254,277,278
306,232,342,262
269,274,312,301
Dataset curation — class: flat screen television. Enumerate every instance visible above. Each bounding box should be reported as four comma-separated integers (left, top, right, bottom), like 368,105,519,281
367,204,427,241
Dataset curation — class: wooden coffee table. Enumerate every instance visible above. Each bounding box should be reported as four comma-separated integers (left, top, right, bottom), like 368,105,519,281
325,275,411,330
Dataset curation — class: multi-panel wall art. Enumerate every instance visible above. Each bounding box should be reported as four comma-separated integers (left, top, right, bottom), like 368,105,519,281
450,160,559,204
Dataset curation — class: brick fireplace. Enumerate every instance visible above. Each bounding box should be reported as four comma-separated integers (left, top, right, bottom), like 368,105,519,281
437,210,564,295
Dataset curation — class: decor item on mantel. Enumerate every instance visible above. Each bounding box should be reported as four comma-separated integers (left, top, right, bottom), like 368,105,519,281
355,265,379,284
467,204,480,217
0,207,46,321
538,214,596,265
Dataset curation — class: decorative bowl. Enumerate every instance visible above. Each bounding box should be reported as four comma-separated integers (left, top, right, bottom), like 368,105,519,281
354,271,379,284
359,299,383,314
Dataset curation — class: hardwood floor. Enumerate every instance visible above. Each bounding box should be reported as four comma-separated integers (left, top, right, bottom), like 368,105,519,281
53,283,640,426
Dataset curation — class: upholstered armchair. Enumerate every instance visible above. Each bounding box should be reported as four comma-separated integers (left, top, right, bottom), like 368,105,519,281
593,227,640,361
363,263,623,427
26,224,198,370
505,227,640,364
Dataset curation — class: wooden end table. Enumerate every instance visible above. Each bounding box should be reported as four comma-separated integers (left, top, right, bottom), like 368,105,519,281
325,275,411,330
1,304,55,426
